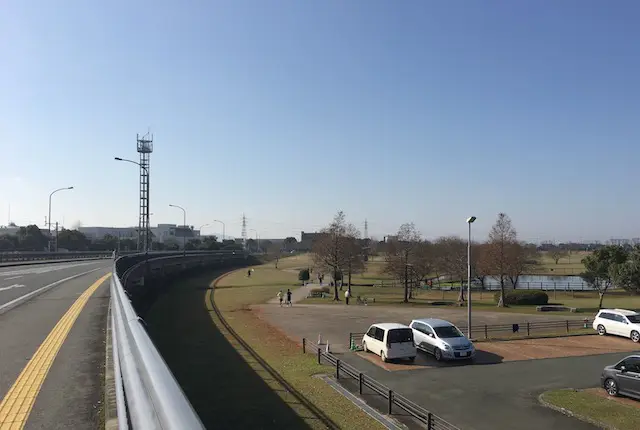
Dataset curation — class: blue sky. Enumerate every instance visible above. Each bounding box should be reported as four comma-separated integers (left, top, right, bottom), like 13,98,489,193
1,1,639,242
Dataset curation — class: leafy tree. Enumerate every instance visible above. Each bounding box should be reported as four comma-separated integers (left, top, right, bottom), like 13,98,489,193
312,211,360,300
611,248,640,295
298,268,310,284
0,235,17,250
57,229,90,251
201,236,220,250
582,245,629,308
283,237,297,250
16,225,48,251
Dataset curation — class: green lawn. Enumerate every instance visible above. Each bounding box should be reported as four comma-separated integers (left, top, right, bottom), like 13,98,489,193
541,389,640,430
534,251,590,275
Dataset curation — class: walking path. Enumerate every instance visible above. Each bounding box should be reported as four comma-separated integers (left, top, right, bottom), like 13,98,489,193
267,283,318,304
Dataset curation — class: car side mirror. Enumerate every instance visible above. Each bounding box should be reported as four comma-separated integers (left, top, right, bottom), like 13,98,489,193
620,365,627,372
428,333,435,338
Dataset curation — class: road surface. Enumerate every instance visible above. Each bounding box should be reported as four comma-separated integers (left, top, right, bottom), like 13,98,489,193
0,261,112,429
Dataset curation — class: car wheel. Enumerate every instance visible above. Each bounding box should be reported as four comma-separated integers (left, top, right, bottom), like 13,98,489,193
434,348,443,361
408,356,416,363
597,324,607,336
362,341,368,352
604,378,619,396
381,351,388,363
631,331,640,343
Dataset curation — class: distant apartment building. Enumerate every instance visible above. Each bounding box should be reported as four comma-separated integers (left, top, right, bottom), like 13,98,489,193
151,224,200,244
298,231,328,251
609,238,631,246
78,226,138,241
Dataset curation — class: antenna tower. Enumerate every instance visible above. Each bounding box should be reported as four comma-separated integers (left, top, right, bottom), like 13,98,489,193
364,219,369,239
137,132,153,252
241,213,248,249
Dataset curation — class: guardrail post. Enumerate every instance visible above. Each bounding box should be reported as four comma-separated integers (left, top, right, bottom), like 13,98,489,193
427,412,433,429
317,348,321,364
336,359,340,379
349,332,352,348
566,320,569,333
388,390,393,414
526,322,530,336
359,373,363,394
302,338,306,354
484,324,488,339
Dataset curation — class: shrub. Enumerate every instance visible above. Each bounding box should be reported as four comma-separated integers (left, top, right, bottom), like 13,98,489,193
310,286,331,294
298,269,310,282
493,289,549,305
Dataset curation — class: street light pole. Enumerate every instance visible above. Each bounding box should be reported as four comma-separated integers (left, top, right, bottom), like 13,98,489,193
48,186,74,251
213,219,225,241
169,204,187,256
466,216,477,339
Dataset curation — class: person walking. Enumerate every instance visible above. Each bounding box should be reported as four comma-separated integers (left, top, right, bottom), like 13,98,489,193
345,288,350,305
286,289,292,307
277,290,283,307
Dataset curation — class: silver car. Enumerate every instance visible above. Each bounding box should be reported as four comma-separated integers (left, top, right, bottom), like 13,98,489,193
409,318,475,361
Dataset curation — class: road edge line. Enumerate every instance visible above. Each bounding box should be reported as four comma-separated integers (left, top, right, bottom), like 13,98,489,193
0,267,103,316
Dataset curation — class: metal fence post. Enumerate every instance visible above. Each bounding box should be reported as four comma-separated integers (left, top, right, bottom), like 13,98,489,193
359,373,363,395
566,320,569,333
427,412,433,429
527,322,530,336
336,359,340,379
388,390,393,414
484,324,488,339
302,338,306,354
317,348,321,364
349,332,352,348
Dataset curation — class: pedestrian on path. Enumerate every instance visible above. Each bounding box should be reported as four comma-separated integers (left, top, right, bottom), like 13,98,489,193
286,289,292,307
345,289,350,305
277,290,283,307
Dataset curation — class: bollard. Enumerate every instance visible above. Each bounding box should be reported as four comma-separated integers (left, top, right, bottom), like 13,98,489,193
325,341,330,354
318,333,323,345
302,338,306,354
359,373,363,394
317,348,321,364
388,390,393,414
336,359,340,379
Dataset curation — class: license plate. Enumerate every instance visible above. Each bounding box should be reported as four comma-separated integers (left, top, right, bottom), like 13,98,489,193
460,351,468,357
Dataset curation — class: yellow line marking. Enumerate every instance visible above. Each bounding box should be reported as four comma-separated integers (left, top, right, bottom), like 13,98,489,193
0,272,111,430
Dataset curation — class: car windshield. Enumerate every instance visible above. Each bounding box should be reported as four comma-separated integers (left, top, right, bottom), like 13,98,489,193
388,328,413,343
627,315,640,323
434,325,464,338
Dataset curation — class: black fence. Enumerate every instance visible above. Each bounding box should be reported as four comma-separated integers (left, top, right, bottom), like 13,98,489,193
349,318,594,346
302,339,459,430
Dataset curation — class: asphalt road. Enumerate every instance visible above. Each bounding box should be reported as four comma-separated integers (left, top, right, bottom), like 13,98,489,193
338,349,639,430
0,261,112,429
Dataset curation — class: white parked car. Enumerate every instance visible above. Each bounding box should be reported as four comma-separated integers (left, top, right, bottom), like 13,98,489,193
362,323,416,362
410,318,475,361
593,309,640,342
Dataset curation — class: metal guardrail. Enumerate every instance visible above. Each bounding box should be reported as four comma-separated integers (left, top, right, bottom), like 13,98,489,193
0,250,112,263
302,339,459,430
110,250,246,429
348,318,594,346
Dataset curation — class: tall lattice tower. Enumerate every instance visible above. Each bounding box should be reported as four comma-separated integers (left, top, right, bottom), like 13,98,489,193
241,213,248,249
137,132,153,252
364,219,369,239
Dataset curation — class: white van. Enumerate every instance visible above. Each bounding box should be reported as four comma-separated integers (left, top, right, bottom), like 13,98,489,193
362,323,416,362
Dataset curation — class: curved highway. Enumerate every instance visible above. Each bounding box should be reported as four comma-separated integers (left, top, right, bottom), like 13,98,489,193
0,261,112,429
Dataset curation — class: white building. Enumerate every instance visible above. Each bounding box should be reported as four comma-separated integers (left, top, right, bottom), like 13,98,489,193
151,224,201,244
78,226,138,240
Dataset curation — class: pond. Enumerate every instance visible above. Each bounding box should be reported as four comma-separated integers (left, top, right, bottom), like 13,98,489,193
481,275,593,291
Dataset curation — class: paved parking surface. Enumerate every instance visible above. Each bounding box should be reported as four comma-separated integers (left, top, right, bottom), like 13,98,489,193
356,335,640,371
253,302,587,353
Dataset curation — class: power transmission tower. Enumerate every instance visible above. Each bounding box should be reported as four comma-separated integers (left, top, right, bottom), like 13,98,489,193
137,132,153,252
364,219,369,239
241,213,248,249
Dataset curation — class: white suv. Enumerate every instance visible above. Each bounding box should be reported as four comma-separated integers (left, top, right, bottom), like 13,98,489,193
593,309,640,342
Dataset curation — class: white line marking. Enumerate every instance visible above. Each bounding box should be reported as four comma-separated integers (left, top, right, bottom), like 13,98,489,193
0,267,105,315
0,284,25,292
4,276,22,280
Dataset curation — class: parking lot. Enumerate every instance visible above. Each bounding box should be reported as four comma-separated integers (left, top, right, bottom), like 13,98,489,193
254,301,640,429
355,335,640,371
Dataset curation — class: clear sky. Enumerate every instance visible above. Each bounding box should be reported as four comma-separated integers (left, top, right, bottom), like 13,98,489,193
1,1,639,243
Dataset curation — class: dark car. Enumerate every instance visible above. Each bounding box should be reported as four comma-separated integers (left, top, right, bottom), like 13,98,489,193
601,354,640,400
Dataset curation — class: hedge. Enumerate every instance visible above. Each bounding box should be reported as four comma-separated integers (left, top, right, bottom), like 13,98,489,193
493,289,549,305
310,286,331,294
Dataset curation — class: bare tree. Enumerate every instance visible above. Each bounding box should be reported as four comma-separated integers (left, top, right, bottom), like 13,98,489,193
548,248,569,265
471,242,491,290
384,223,422,303
312,211,360,300
485,213,518,307
343,237,365,295
434,236,467,301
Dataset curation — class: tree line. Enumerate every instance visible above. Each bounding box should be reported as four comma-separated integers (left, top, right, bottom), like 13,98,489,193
312,211,544,307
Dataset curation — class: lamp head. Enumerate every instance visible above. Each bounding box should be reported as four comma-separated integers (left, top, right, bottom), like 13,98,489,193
114,157,123,161
68,186,74,190
467,216,477,224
